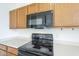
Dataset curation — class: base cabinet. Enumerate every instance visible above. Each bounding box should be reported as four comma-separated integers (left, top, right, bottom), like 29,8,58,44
0,44,18,56
7,52,16,56
0,50,6,56
0,50,16,56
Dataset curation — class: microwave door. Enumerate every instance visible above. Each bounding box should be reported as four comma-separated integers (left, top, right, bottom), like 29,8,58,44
36,15,43,29
45,13,52,27
31,15,37,28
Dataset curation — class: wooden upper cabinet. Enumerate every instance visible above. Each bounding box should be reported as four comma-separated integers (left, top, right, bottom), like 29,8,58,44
16,6,27,28
27,3,55,14
54,3,79,27
15,9,19,28
50,3,55,10
38,3,51,12
27,4,39,14
71,4,79,26
10,10,17,29
10,6,27,29
9,3,79,28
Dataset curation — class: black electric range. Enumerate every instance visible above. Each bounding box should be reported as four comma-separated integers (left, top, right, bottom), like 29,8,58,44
18,33,53,56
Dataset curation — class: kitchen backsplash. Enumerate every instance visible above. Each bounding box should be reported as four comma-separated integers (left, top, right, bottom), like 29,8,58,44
9,28,79,43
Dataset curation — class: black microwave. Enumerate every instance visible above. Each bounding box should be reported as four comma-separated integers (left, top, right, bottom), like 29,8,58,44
27,11,53,29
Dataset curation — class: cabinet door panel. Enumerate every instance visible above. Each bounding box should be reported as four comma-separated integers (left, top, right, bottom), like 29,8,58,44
27,4,38,14
0,50,6,56
39,3,50,12
7,52,16,56
55,3,79,27
16,6,27,28
71,4,79,26
7,47,18,55
10,10,16,29
50,3,55,11
0,44,6,50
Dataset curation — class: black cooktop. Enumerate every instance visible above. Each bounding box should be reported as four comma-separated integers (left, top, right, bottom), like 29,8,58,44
18,42,53,56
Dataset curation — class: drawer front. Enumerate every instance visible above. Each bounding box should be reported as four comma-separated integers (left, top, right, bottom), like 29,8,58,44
7,52,16,56
0,44,6,50
0,50,6,56
7,47,18,55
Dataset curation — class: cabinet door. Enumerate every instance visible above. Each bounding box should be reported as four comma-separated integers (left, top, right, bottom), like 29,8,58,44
50,3,55,27
7,47,18,55
10,10,17,29
0,44,6,50
16,6,27,28
50,3,55,11
7,52,16,56
54,3,79,27
71,4,79,26
39,3,51,12
0,50,6,56
27,4,39,14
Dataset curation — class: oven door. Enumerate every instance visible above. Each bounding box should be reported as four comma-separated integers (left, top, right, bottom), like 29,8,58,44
18,50,47,56
18,50,37,56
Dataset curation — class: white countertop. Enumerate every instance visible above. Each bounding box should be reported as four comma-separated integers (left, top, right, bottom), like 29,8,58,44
0,37,31,48
1,37,79,56
1,36,79,49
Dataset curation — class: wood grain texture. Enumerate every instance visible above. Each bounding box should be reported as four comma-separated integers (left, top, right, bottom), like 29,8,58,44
27,3,39,14
0,50,6,56
7,47,18,55
54,3,79,27
0,44,6,51
7,52,16,56
16,6,27,28
39,3,51,12
10,10,17,29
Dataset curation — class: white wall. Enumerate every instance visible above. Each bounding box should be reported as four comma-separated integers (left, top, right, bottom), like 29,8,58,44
0,3,28,39
0,3,79,43
14,28,79,43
